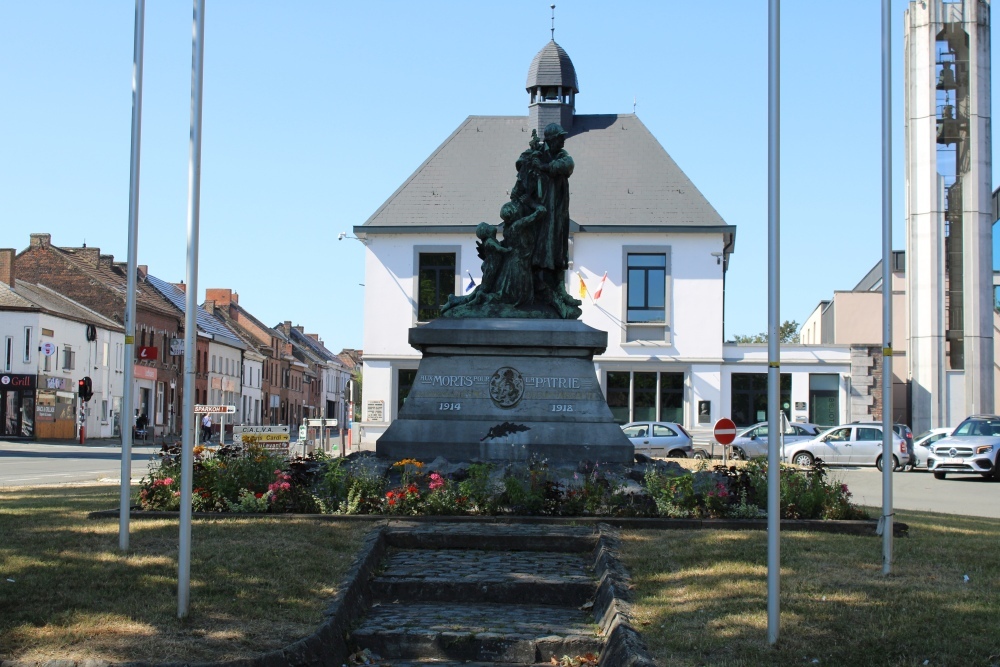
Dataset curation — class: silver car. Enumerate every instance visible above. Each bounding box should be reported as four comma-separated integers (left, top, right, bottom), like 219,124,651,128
729,421,823,460
926,415,1000,480
782,423,909,470
621,421,693,458
908,427,952,470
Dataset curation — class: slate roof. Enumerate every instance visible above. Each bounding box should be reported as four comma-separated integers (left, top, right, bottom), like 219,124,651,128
286,327,347,369
0,282,36,310
357,114,733,240
526,40,579,92
208,306,269,359
144,274,246,350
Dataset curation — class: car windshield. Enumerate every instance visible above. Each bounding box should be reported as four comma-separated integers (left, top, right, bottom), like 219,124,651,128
952,419,1000,436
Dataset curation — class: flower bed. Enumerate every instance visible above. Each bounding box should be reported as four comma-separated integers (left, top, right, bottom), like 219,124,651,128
136,444,868,521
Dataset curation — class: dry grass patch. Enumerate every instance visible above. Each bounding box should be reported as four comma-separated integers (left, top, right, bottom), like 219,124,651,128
621,509,1000,667
0,485,372,664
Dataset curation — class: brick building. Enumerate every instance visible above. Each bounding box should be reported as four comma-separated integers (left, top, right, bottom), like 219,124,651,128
13,233,185,437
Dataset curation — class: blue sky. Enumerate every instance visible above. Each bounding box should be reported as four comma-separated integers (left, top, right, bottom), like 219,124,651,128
1,1,995,353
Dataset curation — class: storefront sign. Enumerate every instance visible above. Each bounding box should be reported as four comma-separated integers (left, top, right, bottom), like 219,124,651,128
169,338,185,356
41,342,56,356
134,365,157,381
138,346,158,361
42,376,70,390
0,374,36,390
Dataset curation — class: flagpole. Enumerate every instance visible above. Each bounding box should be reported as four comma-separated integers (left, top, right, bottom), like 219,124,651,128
767,0,781,646
120,0,145,553
880,0,894,576
178,0,206,619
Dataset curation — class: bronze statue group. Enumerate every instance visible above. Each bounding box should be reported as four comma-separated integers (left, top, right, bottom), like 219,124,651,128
442,123,583,320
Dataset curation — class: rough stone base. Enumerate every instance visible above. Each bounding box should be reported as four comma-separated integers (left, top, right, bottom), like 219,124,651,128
377,319,634,464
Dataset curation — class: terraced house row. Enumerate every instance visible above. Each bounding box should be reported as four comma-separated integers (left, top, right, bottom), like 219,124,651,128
0,233,356,442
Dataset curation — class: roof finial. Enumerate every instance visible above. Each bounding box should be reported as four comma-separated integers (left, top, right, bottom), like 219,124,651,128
550,4,556,40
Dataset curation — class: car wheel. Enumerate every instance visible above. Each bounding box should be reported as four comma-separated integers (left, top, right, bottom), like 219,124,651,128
875,455,900,472
667,450,686,459
791,452,814,467
691,449,708,460
731,447,747,461
933,471,947,480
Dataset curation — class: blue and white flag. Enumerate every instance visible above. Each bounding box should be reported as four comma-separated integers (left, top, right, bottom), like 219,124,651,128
465,271,476,293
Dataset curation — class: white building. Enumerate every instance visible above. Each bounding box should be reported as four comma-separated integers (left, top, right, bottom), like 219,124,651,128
0,277,125,439
354,39,852,447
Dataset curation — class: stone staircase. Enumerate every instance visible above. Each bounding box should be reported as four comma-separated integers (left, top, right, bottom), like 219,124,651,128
343,522,655,667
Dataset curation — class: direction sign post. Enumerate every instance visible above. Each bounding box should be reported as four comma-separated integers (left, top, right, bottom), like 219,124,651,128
194,404,235,414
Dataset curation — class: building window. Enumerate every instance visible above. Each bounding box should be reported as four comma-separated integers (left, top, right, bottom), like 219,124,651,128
103,342,110,367
3,336,11,372
606,370,685,424
43,349,52,372
624,249,670,343
730,373,791,427
23,327,32,364
212,355,216,372
62,346,75,371
627,254,666,322
606,372,631,424
417,252,456,321
397,369,418,413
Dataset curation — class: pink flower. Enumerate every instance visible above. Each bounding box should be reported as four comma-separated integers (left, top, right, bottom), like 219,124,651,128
429,473,445,490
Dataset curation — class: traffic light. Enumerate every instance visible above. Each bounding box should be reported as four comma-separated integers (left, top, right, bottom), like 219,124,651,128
78,376,93,402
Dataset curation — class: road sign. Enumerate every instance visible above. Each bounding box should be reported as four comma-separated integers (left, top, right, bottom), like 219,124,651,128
193,404,235,414
233,425,290,453
714,418,737,445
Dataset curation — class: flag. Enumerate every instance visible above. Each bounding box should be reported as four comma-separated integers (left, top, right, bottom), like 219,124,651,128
465,271,476,293
577,271,589,300
593,271,608,300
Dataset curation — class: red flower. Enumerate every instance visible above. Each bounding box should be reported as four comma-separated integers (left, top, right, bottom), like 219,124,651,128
255,492,263,499
407,484,419,495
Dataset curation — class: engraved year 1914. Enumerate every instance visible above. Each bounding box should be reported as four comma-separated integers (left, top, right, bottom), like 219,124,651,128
438,402,462,411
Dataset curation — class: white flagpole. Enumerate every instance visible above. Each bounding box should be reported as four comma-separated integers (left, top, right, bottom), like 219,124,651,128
120,0,146,552
178,0,206,619
767,0,781,646
880,0,894,575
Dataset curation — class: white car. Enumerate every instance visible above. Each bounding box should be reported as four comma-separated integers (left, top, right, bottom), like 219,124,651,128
728,421,823,460
621,421,693,458
782,423,909,470
908,427,953,470
926,415,1000,480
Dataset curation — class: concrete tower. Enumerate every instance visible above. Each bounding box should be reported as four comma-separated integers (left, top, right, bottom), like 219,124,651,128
904,0,993,433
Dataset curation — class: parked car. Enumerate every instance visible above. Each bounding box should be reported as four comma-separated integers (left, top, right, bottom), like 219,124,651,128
728,421,823,460
782,423,909,470
621,421,693,458
892,423,914,455
926,415,1000,480
908,427,953,470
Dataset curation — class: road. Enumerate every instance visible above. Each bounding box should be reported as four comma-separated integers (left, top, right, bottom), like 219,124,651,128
2,440,996,519
0,439,161,487
828,466,999,519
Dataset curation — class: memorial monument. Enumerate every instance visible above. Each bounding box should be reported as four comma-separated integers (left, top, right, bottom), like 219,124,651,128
376,123,635,464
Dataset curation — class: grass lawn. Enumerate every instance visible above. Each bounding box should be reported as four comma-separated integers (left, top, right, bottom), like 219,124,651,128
621,509,1000,667
0,485,371,664
1,486,997,666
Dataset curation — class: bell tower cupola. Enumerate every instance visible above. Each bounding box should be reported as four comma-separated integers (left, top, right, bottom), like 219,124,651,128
526,39,578,134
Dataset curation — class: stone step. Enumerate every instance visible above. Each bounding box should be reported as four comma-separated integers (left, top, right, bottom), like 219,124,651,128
372,548,597,606
352,601,602,663
384,521,600,553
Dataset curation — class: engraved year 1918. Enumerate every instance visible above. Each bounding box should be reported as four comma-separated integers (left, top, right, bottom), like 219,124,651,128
550,404,574,412
438,402,462,411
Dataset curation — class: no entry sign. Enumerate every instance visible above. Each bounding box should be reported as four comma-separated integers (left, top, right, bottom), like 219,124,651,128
714,418,737,445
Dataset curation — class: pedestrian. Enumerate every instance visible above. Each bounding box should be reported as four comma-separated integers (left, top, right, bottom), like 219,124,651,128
201,414,212,443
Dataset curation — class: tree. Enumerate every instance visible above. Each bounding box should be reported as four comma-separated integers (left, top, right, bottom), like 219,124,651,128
731,320,800,344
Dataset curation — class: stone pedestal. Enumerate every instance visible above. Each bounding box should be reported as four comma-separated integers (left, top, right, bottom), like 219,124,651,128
376,319,634,464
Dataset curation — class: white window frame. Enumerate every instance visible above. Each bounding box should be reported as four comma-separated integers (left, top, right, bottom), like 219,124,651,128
23,327,32,364
3,336,12,372
62,346,76,371
622,245,672,345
